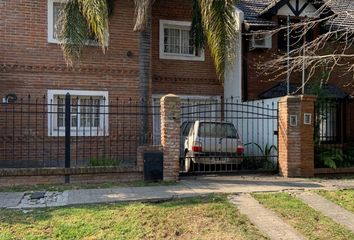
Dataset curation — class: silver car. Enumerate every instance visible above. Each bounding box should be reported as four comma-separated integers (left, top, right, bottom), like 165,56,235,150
183,121,244,172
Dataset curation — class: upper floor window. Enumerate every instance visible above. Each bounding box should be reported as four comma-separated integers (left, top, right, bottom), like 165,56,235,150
48,0,66,43
159,20,205,61
47,0,105,45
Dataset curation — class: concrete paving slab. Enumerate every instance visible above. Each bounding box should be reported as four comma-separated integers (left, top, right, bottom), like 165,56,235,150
67,188,119,205
230,194,305,240
181,175,324,190
0,192,24,208
297,192,354,232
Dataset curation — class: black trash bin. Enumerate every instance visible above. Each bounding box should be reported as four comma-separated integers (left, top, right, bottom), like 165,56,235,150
144,152,163,181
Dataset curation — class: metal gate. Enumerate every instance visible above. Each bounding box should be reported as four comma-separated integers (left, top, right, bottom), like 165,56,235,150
179,97,278,174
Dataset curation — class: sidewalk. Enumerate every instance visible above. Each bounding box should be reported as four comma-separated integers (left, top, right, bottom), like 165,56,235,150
1,175,353,209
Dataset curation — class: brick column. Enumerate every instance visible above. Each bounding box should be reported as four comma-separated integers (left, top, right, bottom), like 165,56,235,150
278,95,316,177
160,94,181,181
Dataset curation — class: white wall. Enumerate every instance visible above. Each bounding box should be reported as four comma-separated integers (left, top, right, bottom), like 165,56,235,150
229,98,280,157
224,7,244,101
278,0,317,17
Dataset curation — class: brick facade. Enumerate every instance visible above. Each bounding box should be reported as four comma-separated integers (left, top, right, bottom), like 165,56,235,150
0,0,222,101
245,27,354,101
0,166,142,186
0,0,140,101
151,0,223,97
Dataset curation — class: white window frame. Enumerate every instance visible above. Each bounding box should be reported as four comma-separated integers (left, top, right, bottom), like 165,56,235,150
159,20,205,61
47,90,109,137
47,0,108,45
152,94,220,145
48,0,67,44
250,33,272,49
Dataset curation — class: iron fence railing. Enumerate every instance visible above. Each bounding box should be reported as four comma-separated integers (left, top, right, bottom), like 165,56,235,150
314,100,354,168
0,94,159,169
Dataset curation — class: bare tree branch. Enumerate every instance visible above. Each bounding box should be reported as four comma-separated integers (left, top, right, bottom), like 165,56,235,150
246,0,354,94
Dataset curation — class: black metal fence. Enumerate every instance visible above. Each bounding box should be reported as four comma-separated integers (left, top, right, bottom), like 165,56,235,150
0,94,158,169
314,100,354,168
180,97,279,174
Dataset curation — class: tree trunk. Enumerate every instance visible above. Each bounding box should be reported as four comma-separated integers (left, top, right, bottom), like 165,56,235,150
138,7,151,145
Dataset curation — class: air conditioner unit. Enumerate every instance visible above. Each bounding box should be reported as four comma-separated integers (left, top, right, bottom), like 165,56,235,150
250,33,272,49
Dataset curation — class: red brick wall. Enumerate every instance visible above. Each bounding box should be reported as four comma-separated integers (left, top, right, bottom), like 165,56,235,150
0,0,140,101
0,0,222,102
245,33,308,100
0,172,143,186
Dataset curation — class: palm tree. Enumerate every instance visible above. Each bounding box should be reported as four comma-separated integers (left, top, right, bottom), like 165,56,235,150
57,0,238,144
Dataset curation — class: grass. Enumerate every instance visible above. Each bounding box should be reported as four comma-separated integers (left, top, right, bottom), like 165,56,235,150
0,180,178,193
252,192,354,240
0,195,267,240
316,189,354,213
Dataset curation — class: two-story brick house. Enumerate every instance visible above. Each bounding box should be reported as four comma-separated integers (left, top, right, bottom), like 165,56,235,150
0,0,225,146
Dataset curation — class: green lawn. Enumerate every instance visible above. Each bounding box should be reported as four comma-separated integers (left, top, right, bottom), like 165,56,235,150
252,192,354,240
0,180,177,193
0,195,267,240
316,189,354,214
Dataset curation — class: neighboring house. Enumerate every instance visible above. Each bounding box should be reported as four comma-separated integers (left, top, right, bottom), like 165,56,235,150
224,0,354,144
0,0,223,145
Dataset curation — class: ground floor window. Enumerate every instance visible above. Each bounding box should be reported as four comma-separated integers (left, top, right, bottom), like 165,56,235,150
47,90,109,136
152,95,220,145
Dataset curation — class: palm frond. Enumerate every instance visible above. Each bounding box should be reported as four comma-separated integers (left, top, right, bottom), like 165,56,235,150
191,0,205,50
133,0,153,32
76,0,109,50
197,0,238,82
57,0,90,65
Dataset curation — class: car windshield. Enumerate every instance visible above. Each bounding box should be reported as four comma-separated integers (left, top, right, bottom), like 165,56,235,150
198,123,238,138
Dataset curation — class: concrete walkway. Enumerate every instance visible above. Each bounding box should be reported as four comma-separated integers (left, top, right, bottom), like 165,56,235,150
0,192,24,208
0,175,353,209
297,192,354,232
230,194,305,240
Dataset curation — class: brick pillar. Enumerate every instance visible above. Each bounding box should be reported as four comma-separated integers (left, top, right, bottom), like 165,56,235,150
160,94,181,181
278,95,316,177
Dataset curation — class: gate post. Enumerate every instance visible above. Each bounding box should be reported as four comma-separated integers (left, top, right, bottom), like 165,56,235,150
278,95,316,177
160,94,181,181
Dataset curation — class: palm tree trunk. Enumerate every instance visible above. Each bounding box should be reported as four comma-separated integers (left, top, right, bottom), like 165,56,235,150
138,7,151,145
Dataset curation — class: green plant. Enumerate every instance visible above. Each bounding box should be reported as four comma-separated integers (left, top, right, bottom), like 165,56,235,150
246,143,277,159
89,156,123,167
244,143,278,170
315,147,344,169
343,147,354,167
